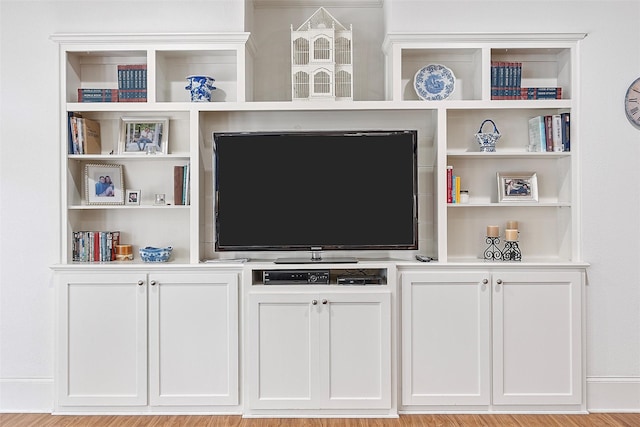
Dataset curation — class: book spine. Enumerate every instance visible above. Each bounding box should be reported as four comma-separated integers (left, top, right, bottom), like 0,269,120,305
491,61,498,100
561,112,571,152
455,176,460,204
112,231,120,261
515,62,522,98
93,231,99,262
446,166,453,203
174,165,184,205
183,163,189,205
544,115,553,152
496,62,505,100
552,114,563,152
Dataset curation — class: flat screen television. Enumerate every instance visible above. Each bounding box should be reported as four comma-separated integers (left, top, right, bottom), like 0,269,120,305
213,130,418,263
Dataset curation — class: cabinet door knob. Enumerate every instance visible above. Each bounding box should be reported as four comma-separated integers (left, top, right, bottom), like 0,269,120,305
496,279,503,285
312,299,318,305
150,280,157,286
482,279,489,284
137,280,144,286
322,299,328,305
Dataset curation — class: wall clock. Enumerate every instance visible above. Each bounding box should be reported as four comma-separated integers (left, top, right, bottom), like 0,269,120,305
624,77,640,129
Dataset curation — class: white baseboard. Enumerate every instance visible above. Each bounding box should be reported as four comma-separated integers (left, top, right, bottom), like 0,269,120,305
587,376,640,412
1,376,638,414
0,378,53,413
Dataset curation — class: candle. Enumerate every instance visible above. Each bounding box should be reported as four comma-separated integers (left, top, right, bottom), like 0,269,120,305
506,220,518,230
487,225,500,237
505,229,518,241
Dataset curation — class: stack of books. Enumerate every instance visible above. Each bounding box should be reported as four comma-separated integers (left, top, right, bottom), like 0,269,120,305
491,61,563,100
118,64,147,102
72,231,120,262
67,112,101,154
78,88,119,102
77,63,147,102
446,165,462,204
527,113,571,152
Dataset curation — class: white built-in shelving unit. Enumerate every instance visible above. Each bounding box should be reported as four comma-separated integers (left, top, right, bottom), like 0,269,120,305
51,23,588,416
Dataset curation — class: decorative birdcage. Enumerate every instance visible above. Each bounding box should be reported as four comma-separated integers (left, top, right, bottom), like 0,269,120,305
291,7,353,101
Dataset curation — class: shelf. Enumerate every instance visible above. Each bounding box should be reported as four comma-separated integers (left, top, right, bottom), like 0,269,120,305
446,150,570,158
55,31,583,266
68,204,190,210
69,154,190,160
448,202,571,208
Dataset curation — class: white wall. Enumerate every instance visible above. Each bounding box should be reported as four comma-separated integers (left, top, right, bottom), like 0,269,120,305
1,0,639,412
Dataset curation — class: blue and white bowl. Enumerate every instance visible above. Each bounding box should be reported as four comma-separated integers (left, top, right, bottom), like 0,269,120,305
139,246,172,262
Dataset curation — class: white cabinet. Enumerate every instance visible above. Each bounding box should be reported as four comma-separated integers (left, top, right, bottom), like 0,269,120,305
247,289,392,412
56,271,148,407
55,269,239,410
492,270,583,406
148,271,239,406
400,268,584,410
401,271,491,406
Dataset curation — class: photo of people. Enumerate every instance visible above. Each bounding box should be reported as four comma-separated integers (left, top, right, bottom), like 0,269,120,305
497,172,538,202
126,189,140,205
119,118,169,154
504,178,531,197
95,175,115,197
85,164,124,205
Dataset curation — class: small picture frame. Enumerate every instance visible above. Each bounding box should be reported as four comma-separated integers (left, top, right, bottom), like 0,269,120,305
119,117,169,154
154,193,166,205
126,189,141,205
497,172,538,202
85,164,125,205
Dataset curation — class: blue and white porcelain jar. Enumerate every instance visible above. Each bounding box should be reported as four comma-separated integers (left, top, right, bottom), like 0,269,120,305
185,75,216,102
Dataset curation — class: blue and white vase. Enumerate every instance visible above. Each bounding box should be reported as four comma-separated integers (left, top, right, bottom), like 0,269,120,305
185,75,216,102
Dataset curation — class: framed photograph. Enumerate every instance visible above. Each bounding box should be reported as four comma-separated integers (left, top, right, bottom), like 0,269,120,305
497,172,538,202
85,164,125,205
118,117,169,154
126,189,141,205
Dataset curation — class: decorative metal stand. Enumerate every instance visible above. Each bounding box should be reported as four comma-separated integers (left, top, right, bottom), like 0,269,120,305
483,236,502,261
502,241,522,261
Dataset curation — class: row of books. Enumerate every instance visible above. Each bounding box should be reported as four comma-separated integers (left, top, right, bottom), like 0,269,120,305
528,113,571,152
446,166,462,204
68,112,101,154
491,61,563,100
77,64,147,102
72,231,120,263
174,164,191,205
118,64,147,102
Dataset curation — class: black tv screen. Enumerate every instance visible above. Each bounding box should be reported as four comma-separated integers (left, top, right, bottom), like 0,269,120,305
213,130,418,253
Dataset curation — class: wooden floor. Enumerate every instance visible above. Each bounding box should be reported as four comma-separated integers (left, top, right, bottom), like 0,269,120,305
1,413,639,427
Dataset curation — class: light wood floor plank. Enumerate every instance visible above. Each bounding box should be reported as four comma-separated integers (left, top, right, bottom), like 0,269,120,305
2,413,640,427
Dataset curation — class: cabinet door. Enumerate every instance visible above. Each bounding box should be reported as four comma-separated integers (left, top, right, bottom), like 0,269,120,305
401,271,491,406
492,270,583,405
247,291,320,409
56,272,147,407
319,290,392,409
148,272,239,406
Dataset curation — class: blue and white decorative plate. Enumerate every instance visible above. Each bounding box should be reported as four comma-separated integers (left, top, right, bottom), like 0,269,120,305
414,64,456,100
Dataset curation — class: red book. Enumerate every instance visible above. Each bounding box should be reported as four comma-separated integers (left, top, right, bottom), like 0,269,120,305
446,166,453,203
544,115,554,152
